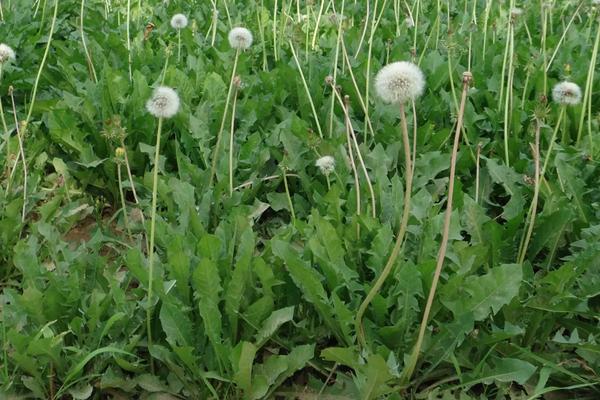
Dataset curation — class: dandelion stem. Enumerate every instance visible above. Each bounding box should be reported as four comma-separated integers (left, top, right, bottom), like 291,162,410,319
80,0,98,83
117,163,133,241
26,0,58,125
9,87,26,223
210,49,239,187
546,2,584,73
289,42,323,138
126,0,132,82
177,29,181,63
475,142,481,203
146,116,163,374
503,21,514,165
355,101,412,349
541,106,565,179
340,37,374,138
228,86,239,196
338,93,376,218
282,166,296,223
517,120,541,264
401,72,471,384
311,0,325,49
577,19,600,149
210,0,218,47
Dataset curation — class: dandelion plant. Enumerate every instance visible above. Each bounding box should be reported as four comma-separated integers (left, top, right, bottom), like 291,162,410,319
541,81,581,178
170,13,188,62
356,60,425,347
209,26,252,188
144,85,180,371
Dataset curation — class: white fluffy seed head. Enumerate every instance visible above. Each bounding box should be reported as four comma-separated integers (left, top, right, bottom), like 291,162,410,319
552,81,582,106
510,7,523,17
171,13,188,29
375,61,425,104
146,86,180,118
316,156,335,175
0,44,15,64
228,27,253,50
405,16,415,28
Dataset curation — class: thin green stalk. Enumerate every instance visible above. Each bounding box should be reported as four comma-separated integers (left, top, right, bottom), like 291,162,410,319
328,0,345,138
482,0,491,62
338,93,376,218
576,19,600,147
26,0,58,125
146,116,163,374
117,162,133,241
541,106,565,179
498,8,512,112
355,102,412,348
412,0,420,54
228,87,239,196
546,2,584,73
256,0,268,71
354,0,370,56
80,0,98,83
273,0,278,61
541,0,548,94
363,0,386,142
289,42,323,138
503,22,514,165
340,37,374,138
177,29,181,63
209,49,239,186
210,0,218,47
517,120,541,265
126,0,132,81
222,0,232,29
401,72,471,384
311,0,325,49
282,166,296,222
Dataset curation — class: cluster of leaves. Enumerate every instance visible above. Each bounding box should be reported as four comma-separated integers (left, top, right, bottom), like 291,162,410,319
1,0,599,398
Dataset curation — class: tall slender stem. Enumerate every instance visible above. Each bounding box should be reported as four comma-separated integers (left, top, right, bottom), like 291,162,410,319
228,86,239,196
126,0,132,81
26,0,58,125
518,120,541,264
577,19,600,148
355,101,412,348
9,87,27,223
401,72,471,384
177,29,181,63
80,0,97,83
146,116,163,374
289,42,323,138
282,166,296,222
541,106,565,179
210,49,239,186
117,162,133,240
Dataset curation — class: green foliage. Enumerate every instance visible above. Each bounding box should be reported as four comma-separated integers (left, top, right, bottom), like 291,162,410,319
1,0,600,399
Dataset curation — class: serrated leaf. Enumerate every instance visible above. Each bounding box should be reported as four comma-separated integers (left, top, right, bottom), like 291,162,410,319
442,264,522,321
255,306,295,348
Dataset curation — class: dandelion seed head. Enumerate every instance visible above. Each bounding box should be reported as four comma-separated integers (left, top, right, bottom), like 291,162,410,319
510,7,523,17
146,86,180,118
0,44,16,64
228,27,253,50
405,16,415,28
552,81,582,106
316,156,335,175
375,61,425,104
171,13,188,29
